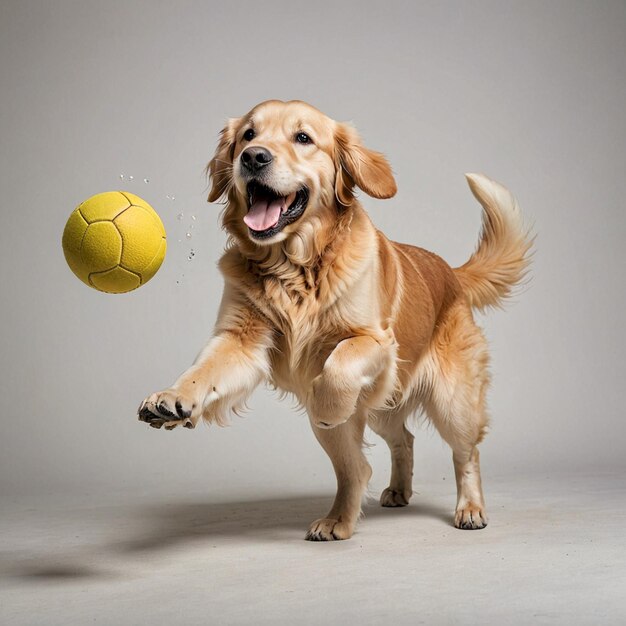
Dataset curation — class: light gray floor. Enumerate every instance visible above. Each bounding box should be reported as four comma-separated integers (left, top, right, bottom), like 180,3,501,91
1,471,625,625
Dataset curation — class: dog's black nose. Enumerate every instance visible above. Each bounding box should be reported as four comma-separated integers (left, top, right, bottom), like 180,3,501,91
241,147,273,173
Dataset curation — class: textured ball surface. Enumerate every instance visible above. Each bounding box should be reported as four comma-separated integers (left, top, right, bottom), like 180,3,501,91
62,191,166,293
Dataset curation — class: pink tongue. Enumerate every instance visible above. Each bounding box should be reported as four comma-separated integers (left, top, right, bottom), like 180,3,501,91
244,197,285,231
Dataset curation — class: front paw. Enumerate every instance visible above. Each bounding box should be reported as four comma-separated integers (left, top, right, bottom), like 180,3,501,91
138,387,202,430
380,487,411,507
454,503,488,530
308,372,361,429
305,518,354,541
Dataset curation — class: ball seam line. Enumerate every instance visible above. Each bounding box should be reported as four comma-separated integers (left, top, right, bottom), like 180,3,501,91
80,220,122,274
77,193,131,223
135,237,167,285
115,202,166,234
114,212,166,283
88,266,142,292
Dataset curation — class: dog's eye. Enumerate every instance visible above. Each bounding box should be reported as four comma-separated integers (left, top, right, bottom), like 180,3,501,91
243,128,255,141
295,132,312,145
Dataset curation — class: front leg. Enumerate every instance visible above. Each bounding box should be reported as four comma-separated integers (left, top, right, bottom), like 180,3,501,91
308,333,393,429
139,290,274,430
306,407,371,541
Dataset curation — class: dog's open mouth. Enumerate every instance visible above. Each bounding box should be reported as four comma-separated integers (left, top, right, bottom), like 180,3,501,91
244,182,309,238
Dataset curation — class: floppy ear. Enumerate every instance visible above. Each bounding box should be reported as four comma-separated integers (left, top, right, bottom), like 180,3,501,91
334,122,397,206
207,117,241,203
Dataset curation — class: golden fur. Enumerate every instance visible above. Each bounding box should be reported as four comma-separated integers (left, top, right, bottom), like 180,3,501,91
138,100,533,540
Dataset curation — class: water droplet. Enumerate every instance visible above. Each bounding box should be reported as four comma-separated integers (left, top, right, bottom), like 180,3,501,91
186,232,192,239
119,174,125,180
143,178,149,184
171,195,175,201
177,239,182,243
189,224,194,230
176,212,184,220
129,175,134,181
191,215,196,221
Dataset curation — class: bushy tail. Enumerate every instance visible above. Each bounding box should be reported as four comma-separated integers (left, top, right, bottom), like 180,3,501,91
454,173,533,311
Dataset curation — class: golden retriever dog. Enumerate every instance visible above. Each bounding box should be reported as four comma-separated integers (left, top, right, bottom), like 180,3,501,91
138,100,532,540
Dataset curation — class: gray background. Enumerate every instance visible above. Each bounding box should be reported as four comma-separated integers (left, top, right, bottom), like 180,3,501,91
1,0,625,501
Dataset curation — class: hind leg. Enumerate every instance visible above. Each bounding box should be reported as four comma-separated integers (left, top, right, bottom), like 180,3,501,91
423,305,490,529
452,445,487,529
428,404,489,529
369,410,414,507
429,390,488,529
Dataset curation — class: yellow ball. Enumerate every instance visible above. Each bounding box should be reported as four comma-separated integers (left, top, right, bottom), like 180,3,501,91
62,191,167,293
